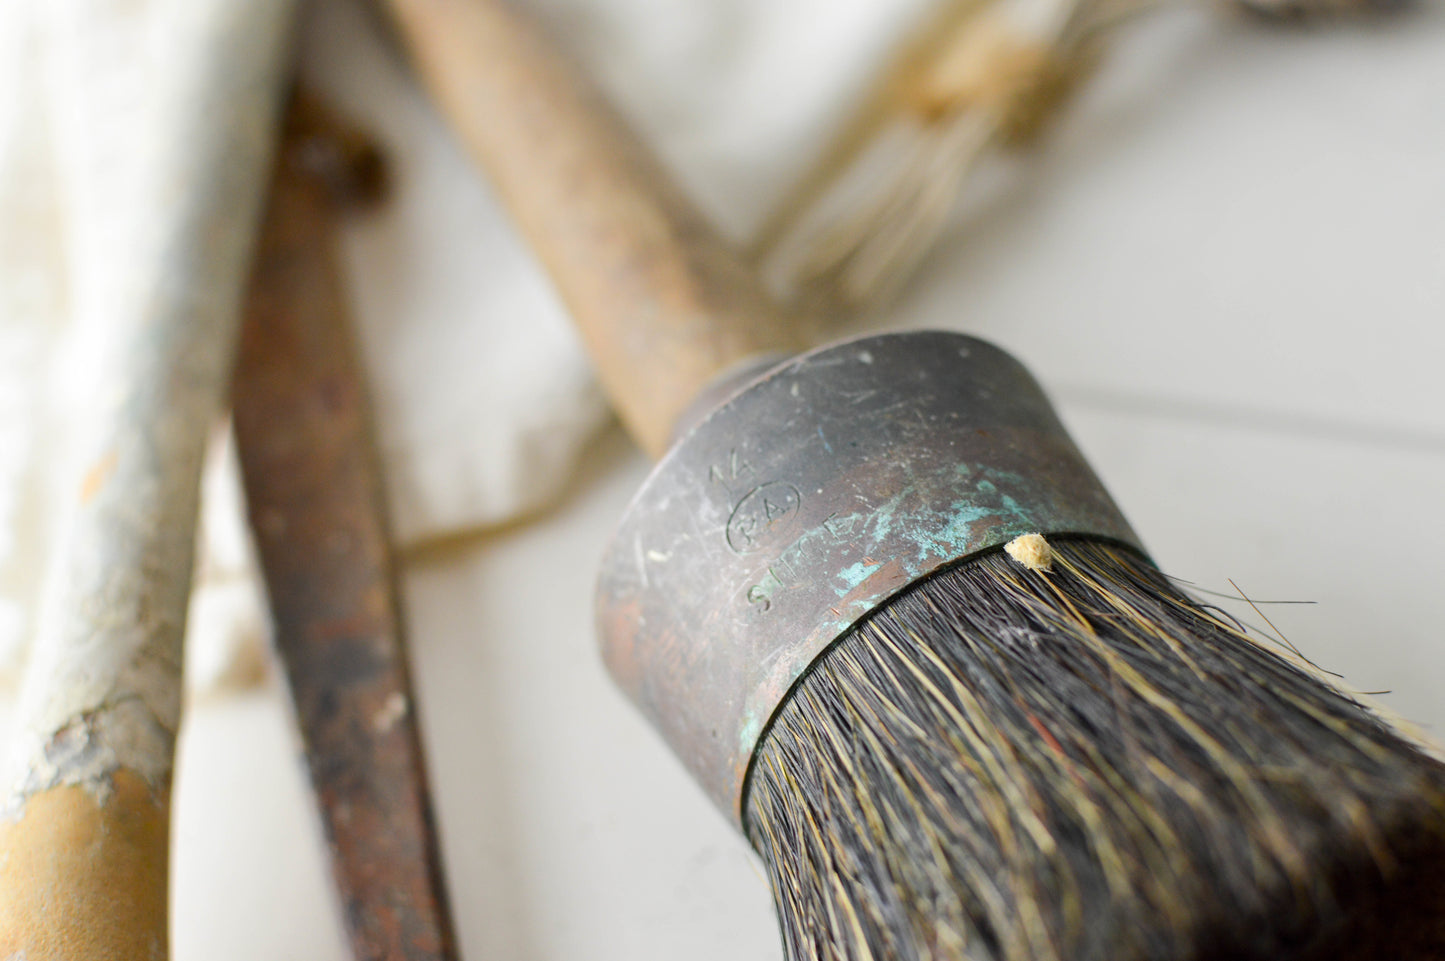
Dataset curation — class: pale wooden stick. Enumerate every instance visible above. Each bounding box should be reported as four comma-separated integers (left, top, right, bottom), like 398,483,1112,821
0,0,296,955
383,0,807,456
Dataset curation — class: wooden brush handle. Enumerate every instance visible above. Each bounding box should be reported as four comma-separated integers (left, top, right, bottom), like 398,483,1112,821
233,96,460,961
382,0,807,455
0,2,293,955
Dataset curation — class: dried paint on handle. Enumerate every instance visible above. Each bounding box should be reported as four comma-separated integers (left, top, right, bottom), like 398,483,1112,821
0,0,296,955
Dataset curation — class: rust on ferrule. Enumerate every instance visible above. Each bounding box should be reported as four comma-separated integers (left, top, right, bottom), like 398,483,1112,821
596,330,1143,824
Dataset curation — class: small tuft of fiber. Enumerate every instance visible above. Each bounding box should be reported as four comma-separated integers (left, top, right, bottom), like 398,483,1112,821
745,539,1445,961
1004,532,1053,571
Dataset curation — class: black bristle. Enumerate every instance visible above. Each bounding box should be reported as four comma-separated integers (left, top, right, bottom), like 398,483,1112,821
745,539,1445,961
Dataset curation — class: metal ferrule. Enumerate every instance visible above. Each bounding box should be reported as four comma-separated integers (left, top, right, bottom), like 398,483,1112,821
596,331,1143,825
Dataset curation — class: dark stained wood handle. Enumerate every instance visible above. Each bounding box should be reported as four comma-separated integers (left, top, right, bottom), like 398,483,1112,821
232,96,460,961
382,0,808,455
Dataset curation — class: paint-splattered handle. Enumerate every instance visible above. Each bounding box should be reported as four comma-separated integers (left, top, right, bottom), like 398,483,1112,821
0,0,295,955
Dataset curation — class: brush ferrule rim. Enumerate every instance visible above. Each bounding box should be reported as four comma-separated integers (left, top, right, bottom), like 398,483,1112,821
596,330,1142,824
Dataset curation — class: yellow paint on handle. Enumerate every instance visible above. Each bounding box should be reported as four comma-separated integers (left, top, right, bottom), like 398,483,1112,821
0,770,169,960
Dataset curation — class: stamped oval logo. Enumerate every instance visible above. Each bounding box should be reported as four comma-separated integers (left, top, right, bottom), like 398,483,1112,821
726,482,803,554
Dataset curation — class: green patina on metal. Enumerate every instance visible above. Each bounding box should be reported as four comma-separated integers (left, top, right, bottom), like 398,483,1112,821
837,560,885,594
597,331,1142,822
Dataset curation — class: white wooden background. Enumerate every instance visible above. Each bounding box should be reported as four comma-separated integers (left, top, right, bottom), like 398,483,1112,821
6,2,1444,958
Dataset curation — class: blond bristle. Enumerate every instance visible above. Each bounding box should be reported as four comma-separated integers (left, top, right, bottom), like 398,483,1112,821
752,0,1109,314
753,0,1405,316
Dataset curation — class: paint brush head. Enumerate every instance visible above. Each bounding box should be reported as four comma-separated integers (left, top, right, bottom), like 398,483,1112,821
598,331,1445,960
745,538,1445,960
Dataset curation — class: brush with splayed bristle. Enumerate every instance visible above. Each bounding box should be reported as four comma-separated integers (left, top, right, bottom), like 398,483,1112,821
379,1,1445,958
752,0,1409,316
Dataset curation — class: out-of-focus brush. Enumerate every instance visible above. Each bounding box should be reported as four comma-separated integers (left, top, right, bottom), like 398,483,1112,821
0,0,296,955
231,95,461,961
752,0,1408,315
381,1,1445,959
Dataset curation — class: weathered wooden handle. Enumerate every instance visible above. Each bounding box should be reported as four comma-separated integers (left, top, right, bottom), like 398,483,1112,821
232,96,460,961
382,0,807,455
0,2,294,955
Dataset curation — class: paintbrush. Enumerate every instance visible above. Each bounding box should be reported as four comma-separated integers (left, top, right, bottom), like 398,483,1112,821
0,0,297,954
752,0,1408,315
380,1,1445,958
231,94,461,961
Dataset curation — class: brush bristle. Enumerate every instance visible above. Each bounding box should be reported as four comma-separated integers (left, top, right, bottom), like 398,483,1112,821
745,539,1445,961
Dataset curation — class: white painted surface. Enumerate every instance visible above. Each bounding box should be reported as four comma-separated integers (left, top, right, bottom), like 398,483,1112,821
6,1,1445,958
2,0,295,810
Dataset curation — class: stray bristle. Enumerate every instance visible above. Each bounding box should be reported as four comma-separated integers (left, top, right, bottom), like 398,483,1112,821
745,539,1445,961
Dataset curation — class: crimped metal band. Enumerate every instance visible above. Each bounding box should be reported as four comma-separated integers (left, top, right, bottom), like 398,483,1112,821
596,331,1142,824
